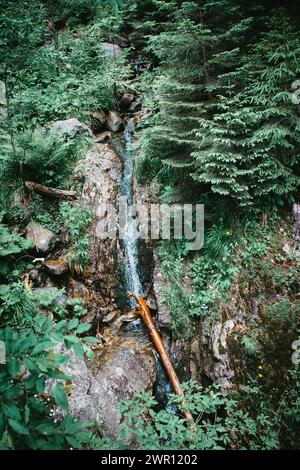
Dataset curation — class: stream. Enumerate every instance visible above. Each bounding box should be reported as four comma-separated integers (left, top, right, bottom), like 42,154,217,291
117,120,174,406
119,119,143,308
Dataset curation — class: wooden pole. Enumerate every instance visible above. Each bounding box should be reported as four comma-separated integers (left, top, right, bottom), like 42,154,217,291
129,292,194,426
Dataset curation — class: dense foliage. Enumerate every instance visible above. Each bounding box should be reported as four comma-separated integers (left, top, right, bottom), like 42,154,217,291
134,0,300,205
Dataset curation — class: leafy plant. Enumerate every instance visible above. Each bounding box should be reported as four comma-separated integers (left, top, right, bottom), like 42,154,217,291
59,203,92,274
0,222,32,258
0,317,98,449
0,127,82,188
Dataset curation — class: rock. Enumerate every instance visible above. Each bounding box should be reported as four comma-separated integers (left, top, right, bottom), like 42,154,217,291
50,118,92,138
106,110,123,132
89,110,106,134
26,222,55,254
152,252,171,330
282,242,293,254
101,42,122,60
171,336,191,383
0,80,7,117
129,98,142,113
90,336,156,437
102,310,118,323
146,293,157,310
44,259,69,276
74,144,122,312
55,293,69,308
94,131,112,143
293,203,300,248
203,320,235,389
68,278,89,303
108,34,128,48
119,93,135,111
46,336,156,438
76,143,122,208
46,343,96,423
190,338,202,382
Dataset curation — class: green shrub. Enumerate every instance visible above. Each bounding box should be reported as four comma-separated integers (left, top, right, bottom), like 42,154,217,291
0,127,82,188
0,317,98,450
59,203,92,274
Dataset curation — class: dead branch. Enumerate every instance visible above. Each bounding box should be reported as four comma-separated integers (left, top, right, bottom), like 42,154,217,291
25,181,77,199
129,292,195,428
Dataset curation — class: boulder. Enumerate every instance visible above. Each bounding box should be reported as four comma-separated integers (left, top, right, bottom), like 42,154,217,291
46,343,96,424
46,336,156,438
94,131,112,143
119,93,135,111
90,336,156,437
50,118,92,138
44,259,69,276
129,98,142,113
108,35,128,48
26,222,55,254
101,42,122,60
89,110,106,134
106,110,123,132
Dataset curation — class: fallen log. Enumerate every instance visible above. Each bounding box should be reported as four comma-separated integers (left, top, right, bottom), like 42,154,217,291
25,181,77,199
129,292,195,427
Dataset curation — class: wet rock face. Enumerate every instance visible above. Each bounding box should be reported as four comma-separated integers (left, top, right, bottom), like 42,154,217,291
90,336,156,437
48,337,156,438
26,222,55,254
75,144,122,312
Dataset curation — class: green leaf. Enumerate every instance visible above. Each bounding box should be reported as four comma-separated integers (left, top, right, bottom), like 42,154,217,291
53,383,69,410
68,318,79,330
8,419,29,435
2,403,21,421
65,434,81,448
64,335,80,344
32,341,54,355
73,342,84,359
8,357,19,377
76,323,91,334
83,336,99,344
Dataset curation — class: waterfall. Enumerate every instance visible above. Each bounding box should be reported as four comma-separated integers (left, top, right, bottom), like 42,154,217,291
120,119,143,307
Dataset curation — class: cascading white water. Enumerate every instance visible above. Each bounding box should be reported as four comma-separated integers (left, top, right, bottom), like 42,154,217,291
119,120,175,404
120,119,143,307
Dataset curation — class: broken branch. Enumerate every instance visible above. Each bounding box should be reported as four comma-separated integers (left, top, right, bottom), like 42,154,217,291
25,181,77,199
129,292,195,427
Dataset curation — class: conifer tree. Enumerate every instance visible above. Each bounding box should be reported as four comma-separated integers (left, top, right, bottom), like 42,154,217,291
192,11,300,204
137,0,253,195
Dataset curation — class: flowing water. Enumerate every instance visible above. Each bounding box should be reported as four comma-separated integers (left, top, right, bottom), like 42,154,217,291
119,119,143,308
118,120,174,405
